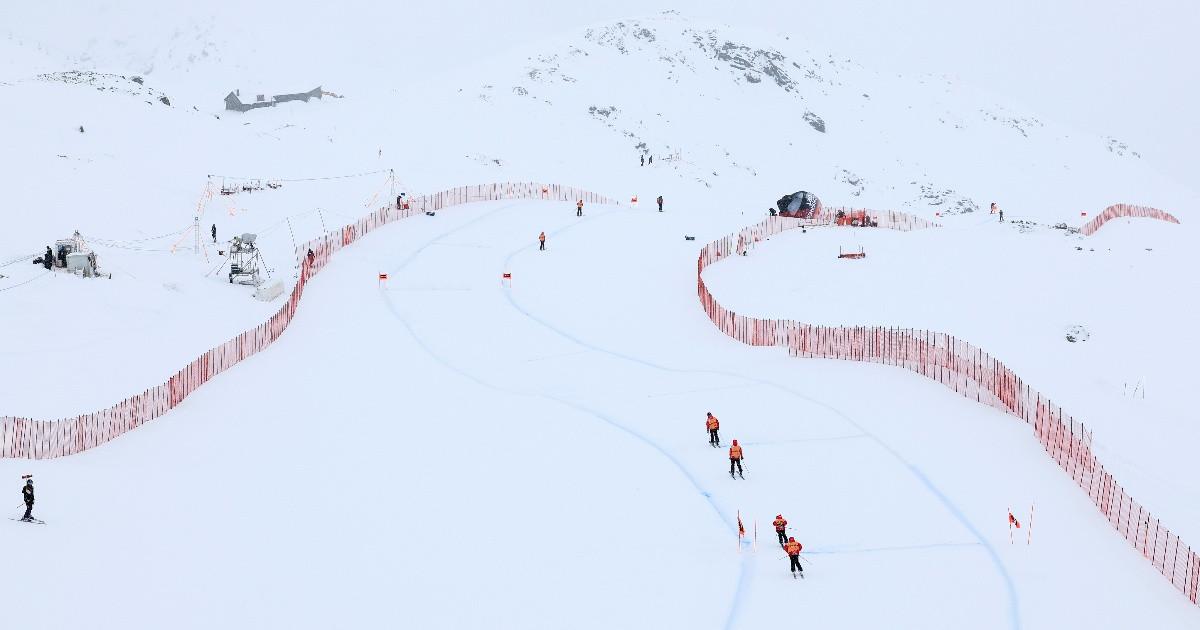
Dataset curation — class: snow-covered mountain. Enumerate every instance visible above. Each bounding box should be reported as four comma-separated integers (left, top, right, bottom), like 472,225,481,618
1,6,1197,629
3,11,1193,416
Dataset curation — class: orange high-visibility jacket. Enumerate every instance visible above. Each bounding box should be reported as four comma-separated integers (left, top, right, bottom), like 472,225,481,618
706,416,719,431
729,444,743,460
577,200,584,208
538,232,546,242
784,540,802,556
773,518,787,532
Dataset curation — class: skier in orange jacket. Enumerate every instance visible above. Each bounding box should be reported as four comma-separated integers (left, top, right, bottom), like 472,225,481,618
772,514,788,546
784,537,804,577
576,199,584,217
705,412,720,447
538,231,546,251
729,439,744,478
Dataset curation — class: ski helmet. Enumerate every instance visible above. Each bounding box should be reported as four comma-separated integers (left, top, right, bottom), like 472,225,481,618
788,537,795,542
776,514,782,519
732,439,738,446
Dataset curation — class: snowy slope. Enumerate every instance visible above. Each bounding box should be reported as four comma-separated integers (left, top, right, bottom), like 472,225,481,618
2,5,1198,629
701,212,1200,544
5,13,1194,418
5,198,1197,628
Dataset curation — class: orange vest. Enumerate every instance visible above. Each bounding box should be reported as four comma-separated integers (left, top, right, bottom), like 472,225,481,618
784,540,802,556
729,444,743,460
773,518,787,532
538,232,546,242
577,200,584,208
706,416,719,431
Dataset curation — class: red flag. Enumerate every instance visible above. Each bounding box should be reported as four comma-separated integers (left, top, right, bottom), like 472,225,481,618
1009,511,1021,528
737,512,745,538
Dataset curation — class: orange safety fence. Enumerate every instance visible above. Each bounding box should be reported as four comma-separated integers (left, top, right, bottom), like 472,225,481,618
1,182,614,459
1080,203,1181,236
697,207,1199,607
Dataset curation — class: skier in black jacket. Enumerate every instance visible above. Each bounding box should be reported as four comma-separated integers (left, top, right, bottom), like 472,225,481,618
21,478,34,521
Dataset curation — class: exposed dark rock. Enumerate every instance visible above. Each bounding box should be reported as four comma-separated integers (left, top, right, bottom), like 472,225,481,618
803,111,825,133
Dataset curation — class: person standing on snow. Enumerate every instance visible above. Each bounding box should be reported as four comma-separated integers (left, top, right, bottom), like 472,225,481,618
705,412,720,446
773,514,789,546
21,478,34,521
784,537,804,577
640,154,645,167
211,223,217,243
729,439,744,478
538,231,546,251
656,195,663,212
576,199,584,217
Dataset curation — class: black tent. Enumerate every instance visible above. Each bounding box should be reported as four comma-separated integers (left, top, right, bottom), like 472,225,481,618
775,191,822,218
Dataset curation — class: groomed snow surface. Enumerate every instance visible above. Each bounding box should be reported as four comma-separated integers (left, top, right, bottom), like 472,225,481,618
5,199,1197,629
3,7,1199,628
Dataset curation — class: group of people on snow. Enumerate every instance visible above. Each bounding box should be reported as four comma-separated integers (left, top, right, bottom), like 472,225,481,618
537,194,664,251
706,412,805,577
706,412,745,478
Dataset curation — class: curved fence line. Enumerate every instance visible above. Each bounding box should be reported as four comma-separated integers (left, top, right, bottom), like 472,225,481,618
697,206,1199,607
1081,203,1181,236
1,183,615,459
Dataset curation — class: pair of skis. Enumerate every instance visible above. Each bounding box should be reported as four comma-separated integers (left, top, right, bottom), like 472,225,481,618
10,517,45,525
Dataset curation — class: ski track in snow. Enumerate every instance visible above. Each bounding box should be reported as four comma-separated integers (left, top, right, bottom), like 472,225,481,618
376,200,1021,630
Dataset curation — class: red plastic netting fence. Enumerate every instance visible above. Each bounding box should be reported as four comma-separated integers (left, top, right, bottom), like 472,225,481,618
1080,203,1181,236
697,210,1199,606
1,183,613,459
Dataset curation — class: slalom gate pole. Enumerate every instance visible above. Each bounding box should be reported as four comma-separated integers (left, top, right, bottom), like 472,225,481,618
1008,507,1013,545
736,510,741,553
1028,503,1034,545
